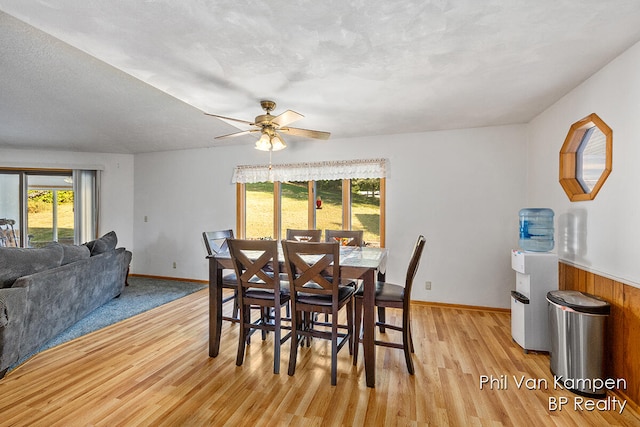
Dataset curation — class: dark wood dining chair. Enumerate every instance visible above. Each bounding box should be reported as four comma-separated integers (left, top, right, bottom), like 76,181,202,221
321,229,364,322
227,239,291,374
325,229,364,247
282,240,355,385
203,229,239,321
285,229,322,242
353,235,426,374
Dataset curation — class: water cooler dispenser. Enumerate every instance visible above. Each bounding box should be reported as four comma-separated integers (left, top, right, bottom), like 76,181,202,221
510,208,558,353
511,250,558,352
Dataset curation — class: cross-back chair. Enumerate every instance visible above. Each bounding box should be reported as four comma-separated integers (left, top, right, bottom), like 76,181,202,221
203,229,239,321
227,239,291,374
325,229,364,247
353,235,426,374
285,229,322,242
282,240,354,385
320,229,364,322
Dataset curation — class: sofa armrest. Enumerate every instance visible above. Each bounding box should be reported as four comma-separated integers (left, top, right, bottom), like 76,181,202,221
0,287,28,376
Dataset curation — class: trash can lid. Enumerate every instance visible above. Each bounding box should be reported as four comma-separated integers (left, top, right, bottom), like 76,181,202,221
546,290,610,315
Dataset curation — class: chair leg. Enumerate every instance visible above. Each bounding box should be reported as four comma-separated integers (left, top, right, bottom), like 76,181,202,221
261,307,269,340
402,308,415,375
302,312,312,347
353,298,363,365
347,299,353,356
408,319,415,353
331,316,338,386
377,306,386,333
288,311,300,377
273,305,281,374
236,304,249,366
233,289,239,319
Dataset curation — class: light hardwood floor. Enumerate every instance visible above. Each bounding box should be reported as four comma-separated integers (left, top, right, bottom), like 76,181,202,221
1,289,639,426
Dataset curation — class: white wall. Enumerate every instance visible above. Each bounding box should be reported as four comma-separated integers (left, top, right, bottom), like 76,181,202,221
133,124,527,308
527,40,640,286
0,149,135,250
5,40,639,306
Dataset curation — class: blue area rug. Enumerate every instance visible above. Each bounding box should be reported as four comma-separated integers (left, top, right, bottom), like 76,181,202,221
10,276,206,371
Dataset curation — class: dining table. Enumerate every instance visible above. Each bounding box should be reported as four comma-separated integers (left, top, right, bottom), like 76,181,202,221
207,243,388,388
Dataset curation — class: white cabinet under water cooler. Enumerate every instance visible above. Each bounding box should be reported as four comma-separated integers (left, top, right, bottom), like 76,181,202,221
510,250,558,353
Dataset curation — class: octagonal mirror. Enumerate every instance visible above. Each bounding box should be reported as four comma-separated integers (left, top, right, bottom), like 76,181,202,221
559,113,612,201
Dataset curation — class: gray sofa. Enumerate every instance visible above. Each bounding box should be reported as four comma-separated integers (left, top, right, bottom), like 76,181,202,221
0,231,132,378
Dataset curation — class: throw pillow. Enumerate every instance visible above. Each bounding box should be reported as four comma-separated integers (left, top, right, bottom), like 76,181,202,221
60,243,91,265
0,244,64,288
85,231,118,256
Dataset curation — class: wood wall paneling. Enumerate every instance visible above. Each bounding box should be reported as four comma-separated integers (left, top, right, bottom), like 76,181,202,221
623,284,640,407
559,262,640,410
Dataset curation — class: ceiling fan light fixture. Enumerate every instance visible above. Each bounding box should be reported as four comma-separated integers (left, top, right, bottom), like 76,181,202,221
270,134,286,151
255,132,272,151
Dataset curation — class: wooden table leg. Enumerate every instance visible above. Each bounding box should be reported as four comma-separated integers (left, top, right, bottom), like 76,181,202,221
362,268,376,388
208,257,223,357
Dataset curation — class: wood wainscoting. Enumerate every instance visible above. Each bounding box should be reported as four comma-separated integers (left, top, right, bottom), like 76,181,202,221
559,261,640,409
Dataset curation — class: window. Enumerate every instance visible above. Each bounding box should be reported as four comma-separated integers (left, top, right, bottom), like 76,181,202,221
280,181,311,239
559,113,612,201
234,159,386,247
0,169,98,247
576,126,607,193
245,182,274,240
351,178,382,247
315,179,343,235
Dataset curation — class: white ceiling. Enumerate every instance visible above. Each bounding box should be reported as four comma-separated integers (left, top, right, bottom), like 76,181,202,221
2,1,640,154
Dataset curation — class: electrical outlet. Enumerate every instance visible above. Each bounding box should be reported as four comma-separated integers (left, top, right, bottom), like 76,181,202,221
425,281,431,290
172,261,177,269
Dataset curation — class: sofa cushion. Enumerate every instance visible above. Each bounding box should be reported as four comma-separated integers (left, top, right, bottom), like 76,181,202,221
0,244,64,288
60,243,91,265
84,231,118,255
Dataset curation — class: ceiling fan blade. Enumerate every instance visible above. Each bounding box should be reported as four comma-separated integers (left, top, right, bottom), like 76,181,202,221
272,110,304,127
204,112,255,126
280,126,331,140
214,129,260,139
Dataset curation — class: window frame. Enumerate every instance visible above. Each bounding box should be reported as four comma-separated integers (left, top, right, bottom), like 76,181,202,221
1,167,98,247
559,113,612,201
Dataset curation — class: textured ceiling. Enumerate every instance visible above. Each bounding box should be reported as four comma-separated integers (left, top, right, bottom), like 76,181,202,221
1,1,640,154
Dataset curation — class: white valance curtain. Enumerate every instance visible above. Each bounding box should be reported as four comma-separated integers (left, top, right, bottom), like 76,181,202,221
232,158,388,184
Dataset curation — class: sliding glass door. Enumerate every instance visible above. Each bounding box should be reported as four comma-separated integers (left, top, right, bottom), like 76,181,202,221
26,174,75,247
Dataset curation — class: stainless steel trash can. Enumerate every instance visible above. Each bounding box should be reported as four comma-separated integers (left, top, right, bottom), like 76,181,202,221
547,290,610,397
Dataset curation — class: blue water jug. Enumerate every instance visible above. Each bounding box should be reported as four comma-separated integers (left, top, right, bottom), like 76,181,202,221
519,208,554,252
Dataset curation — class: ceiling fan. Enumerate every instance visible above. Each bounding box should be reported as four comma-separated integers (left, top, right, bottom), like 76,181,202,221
205,100,331,151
